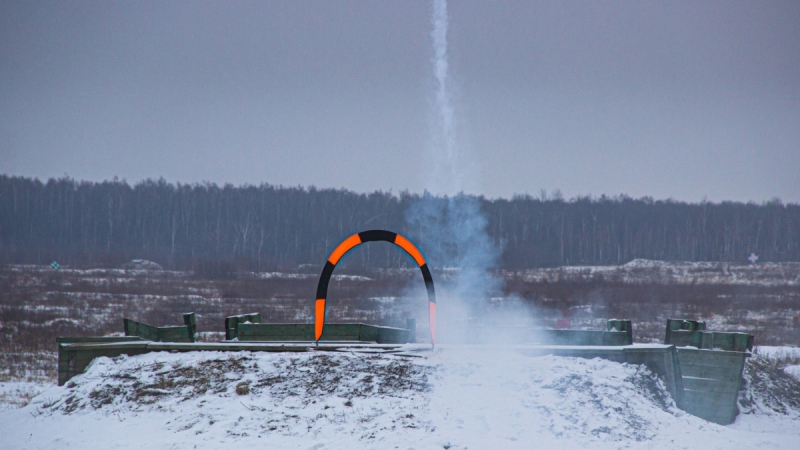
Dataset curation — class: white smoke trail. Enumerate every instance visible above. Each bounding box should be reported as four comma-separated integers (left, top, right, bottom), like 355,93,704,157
405,0,520,344
430,0,460,194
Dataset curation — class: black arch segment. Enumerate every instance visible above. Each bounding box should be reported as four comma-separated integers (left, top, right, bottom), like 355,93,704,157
420,263,436,304
315,261,336,300
358,229,397,243
314,229,436,345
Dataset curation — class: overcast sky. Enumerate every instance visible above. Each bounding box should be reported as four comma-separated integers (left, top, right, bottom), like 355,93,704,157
1,0,798,202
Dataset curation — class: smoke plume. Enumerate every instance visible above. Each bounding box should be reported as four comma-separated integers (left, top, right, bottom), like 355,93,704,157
405,0,510,343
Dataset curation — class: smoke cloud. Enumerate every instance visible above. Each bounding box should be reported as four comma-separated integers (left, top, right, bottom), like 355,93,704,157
406,0,519,344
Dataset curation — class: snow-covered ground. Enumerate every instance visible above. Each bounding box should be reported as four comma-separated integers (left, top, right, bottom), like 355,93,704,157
0,381,47,412
2,347,799,449
510,259,800,286
756,345,800,361
755,346,800,382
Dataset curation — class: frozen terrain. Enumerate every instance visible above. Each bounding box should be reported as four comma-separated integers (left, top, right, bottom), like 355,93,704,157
2,347,799,449
511,259,800,286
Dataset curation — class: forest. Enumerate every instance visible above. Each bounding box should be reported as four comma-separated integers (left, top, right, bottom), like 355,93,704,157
1,175,798,271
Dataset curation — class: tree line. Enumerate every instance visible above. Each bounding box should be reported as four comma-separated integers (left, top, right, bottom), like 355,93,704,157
1,175,798,270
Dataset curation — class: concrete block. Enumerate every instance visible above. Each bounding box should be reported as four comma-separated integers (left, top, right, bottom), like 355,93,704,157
682,376,741,394
224,313,262,340
234,323,410,344
677,348,747,369
682,389,738,408
665,319,706,345
406,318,417,343
668,330,693,346
183,312,197,342
680,365,745,382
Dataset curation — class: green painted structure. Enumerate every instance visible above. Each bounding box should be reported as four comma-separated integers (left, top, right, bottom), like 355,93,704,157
676,347,747,425
236,323,411,343
665,318,754,352
224,313,262,340
57,336,149,386
661,318,753,425
123,312,197,343
224,313,413,344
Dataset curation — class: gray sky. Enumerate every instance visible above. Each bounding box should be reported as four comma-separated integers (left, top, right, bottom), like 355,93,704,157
1,0,798,202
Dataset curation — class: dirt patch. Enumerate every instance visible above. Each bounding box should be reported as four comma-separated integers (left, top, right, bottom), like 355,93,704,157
44,352,433,414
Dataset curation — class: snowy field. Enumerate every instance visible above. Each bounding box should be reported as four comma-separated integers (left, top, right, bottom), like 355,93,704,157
2,262,800,448
2,347,800,450
512,259,800,286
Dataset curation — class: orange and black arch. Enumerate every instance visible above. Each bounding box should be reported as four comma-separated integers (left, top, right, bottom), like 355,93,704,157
314,230,436,345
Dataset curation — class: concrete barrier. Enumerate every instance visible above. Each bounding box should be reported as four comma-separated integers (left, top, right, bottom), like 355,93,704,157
57,337,149,386
676,348,747,425
664,318,753,352
664,318,706,346
123,312,197,343
663,318,753,425
234,323,411,344
224,313,262,340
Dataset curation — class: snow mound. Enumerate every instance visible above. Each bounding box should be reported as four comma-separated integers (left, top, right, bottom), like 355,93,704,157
43,351,430,418
3,348,800,449
121,259,163,271
739,354,800,417
429,349,679,446
623,259,665,269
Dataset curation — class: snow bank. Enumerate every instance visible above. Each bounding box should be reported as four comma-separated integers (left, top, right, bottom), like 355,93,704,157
1,348,799,449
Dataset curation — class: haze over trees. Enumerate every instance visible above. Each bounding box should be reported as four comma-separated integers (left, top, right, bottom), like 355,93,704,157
1,175,798,271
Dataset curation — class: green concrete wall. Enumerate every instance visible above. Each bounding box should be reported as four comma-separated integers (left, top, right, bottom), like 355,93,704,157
225,313,262,340
663,318,752,425
123,312,197,343
676,348,746,425
235,323,411,344
57,340,150,386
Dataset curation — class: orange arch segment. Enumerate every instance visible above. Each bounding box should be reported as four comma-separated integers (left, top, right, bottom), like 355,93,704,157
314,299,326,341
327,233,362,265
394,234,426,266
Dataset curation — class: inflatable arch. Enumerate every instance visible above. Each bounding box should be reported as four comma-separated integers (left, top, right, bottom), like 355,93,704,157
314,230,436,345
